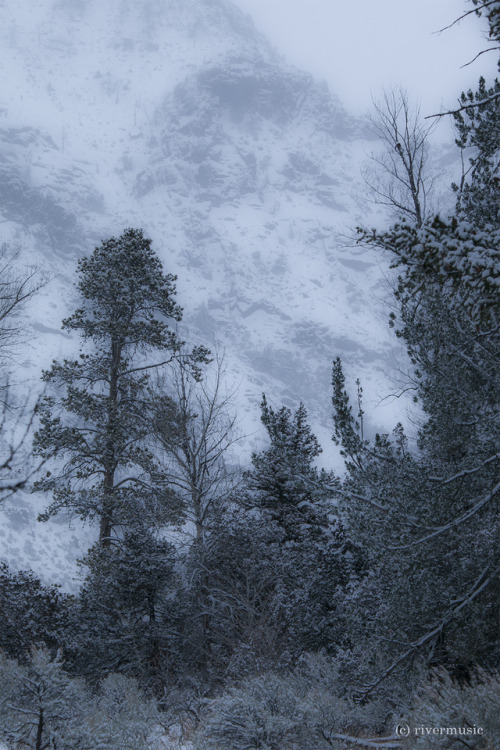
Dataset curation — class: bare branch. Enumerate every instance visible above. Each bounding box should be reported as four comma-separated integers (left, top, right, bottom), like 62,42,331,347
426,90,500,118
435,4,489,33
460,45,500,66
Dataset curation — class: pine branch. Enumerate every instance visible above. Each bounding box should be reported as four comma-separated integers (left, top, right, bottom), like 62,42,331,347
355,565,494,702
387,481,500,550
428,452,500,484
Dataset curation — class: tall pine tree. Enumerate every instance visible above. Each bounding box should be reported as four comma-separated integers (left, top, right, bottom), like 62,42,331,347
34,228,207,544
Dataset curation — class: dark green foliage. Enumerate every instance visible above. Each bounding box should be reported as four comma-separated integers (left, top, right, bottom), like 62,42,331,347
339,216,499,689
340,20,500,692
339,105,499,696
245,396,334,539
331,358,366,470
66,530,177,691
452,77,500,228
180,399,363,683
62,227,182,350
0,562,69,660
179,514,283,680
472,0,500,46
333,356,499,697
181,511,357,681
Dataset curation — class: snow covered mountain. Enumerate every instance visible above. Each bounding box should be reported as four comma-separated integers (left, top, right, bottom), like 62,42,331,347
0,0,406,585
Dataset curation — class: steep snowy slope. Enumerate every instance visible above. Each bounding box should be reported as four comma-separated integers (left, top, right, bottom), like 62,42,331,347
0,0,406,586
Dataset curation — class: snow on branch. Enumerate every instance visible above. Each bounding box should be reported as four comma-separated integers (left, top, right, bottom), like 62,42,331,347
354,565,495,702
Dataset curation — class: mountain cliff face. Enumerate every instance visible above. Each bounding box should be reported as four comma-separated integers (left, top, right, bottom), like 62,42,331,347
0,0,404,584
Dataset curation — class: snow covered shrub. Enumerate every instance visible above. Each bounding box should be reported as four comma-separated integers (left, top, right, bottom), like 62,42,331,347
91,672,161,749
0,647,89,749
400,668,500,749
197,671,303,750
0,648,160,749
195,653,389,750
292,652,387,742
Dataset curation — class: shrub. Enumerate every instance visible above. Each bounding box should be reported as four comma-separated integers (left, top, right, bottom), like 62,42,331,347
400,668,500,749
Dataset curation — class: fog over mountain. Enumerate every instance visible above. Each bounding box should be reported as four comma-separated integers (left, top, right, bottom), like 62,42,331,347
0,0,410,583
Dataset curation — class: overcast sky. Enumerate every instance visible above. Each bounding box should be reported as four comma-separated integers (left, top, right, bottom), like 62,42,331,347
231,0,497,119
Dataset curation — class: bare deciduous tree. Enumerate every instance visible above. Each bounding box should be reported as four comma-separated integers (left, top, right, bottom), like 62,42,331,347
363,87,438,225
0,244,45,502
150,347,239,542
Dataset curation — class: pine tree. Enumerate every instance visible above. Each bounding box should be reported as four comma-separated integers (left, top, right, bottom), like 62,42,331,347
184,398,363,679
332,352,499,700
67,531,177,690
34,228,207,544
245,395,331,539
0,562,68,659
341,20,500,693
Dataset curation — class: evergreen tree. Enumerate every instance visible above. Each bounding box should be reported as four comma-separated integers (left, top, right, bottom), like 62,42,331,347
243,397,362,654
67,532,177,691
341,37,499,696
34,228,207,544
472,0,500,49
0,562,69,659
452,76,500,227
183,398,363,681
245,395,332,539
332,351,498,700
338,3,500,696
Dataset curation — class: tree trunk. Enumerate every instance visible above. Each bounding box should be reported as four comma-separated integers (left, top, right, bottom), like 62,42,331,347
99,336,121,546
35,706,44,750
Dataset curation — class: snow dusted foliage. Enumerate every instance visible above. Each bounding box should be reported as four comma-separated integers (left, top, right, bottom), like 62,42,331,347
244,396,331,533
0,562,68,660
0,648,87,750
195,653,387,750
177,399,363,682
68,530,178,690
360,217,500,327
197,673,303,750
452,76,500,229
0,648,160,750
401,669,500,749
336,26,499,694
472,0,500,45
332,329,499,694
